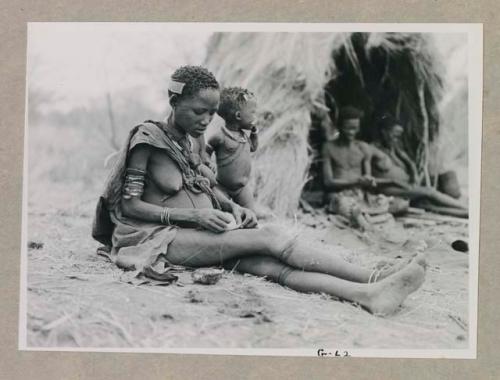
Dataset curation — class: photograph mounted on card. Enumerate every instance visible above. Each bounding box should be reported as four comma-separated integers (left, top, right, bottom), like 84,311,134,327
19,22,482,358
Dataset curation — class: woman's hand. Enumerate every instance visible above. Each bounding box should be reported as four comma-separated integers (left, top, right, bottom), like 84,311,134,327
231,204,258,229
193,209,234,233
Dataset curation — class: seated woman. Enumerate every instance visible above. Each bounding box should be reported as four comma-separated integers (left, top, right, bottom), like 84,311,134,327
92,66,427,316
371,115,468,218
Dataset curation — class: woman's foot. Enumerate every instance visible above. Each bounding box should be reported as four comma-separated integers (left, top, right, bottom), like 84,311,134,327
371,252,426,282
363,259,426,316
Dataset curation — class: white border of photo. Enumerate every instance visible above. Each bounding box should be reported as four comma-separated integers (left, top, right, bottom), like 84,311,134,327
18,22,483,359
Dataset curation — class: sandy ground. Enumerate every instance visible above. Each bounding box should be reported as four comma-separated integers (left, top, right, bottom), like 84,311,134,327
25,183,470,350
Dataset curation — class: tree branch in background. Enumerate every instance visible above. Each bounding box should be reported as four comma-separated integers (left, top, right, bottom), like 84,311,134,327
105,91,120,151
417,79,431,187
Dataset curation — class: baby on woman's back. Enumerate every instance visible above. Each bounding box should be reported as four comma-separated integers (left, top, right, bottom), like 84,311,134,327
206,87,260,214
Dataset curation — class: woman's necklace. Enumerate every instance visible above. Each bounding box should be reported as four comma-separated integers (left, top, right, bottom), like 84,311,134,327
161,119,193,154
222,124,247,143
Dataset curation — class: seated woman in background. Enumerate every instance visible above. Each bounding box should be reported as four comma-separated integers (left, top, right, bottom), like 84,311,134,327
92,66,427,316
370,115,468,218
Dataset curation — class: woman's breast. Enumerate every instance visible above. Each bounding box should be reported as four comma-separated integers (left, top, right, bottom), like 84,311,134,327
143,149,214,209
147,151,184,195
373,163,410,182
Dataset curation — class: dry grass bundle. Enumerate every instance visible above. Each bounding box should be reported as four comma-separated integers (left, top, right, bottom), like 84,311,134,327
205,33,342,216
367,33,444,185
205,32,446,214
328,33,445,185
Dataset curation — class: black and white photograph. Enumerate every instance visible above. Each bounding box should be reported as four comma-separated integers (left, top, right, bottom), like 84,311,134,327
20,23,482,357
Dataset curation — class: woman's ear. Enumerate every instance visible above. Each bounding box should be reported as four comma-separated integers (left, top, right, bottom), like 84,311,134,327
169,94,178,108
235,111,242,121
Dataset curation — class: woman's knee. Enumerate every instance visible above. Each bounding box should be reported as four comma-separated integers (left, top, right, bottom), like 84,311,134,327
258,224,297,258
235,256,283,279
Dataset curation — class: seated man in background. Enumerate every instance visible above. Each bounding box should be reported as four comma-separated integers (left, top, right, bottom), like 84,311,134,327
321,106,403,230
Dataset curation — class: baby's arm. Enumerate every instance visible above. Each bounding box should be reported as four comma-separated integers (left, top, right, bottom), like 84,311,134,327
249,126,259,152
206,128,223,157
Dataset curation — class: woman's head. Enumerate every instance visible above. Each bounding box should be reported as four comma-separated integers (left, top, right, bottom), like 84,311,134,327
378,114,404,147
217,87,257,130
168,66,220,138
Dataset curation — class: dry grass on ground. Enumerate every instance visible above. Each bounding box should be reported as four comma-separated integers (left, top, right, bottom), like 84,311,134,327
25,184,469,350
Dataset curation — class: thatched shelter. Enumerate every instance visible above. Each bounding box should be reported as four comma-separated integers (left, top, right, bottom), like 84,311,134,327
205,32,446,216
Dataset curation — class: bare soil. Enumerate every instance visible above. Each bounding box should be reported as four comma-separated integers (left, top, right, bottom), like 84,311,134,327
25,183,469,350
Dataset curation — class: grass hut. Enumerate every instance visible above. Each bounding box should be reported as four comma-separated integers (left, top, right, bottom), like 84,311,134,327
205,32,446,216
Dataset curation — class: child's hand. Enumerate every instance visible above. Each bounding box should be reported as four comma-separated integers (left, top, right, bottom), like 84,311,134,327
249,126,259,152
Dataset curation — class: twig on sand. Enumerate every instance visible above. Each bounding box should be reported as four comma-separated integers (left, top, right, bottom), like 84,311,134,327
228,259,241,275
41,312,73,332
410,213,468,225
95,310,134,347
222,288,246,299
301,316,312,338
394,302,426,319
201,317,248,330
130,285,179,297
448,314,467,331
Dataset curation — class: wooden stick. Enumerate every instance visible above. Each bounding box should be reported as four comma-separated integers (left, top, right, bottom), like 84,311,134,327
407,207,426,214
409,212,468,224
400,217,437,227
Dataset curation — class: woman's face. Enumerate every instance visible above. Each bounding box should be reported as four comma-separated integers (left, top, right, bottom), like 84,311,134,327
383,124,404,147
173,88,220,138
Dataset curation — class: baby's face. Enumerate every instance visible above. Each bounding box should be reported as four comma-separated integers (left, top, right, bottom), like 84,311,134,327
238,99,257,130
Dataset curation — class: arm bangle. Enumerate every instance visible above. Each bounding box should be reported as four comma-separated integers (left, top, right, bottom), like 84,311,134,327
160,207,171,225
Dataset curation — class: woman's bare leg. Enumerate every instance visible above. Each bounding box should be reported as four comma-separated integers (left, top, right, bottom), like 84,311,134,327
380,186,467,211
167,226,412,283
412,201,469,218
229,256,426,315
417,187,468,211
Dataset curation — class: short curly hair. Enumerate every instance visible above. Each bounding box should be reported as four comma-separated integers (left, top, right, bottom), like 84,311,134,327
217,87,255,123
169,65,219,100
338,106,364,125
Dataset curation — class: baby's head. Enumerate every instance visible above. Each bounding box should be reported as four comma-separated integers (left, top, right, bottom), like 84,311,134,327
217,87,257,130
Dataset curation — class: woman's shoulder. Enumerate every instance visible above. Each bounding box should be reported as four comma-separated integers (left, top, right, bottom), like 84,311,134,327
129,121,166,151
